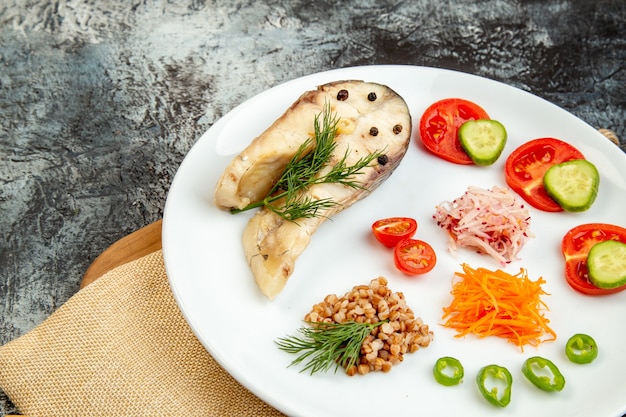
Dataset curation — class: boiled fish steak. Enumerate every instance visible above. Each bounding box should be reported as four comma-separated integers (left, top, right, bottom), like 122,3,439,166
215,80,412,299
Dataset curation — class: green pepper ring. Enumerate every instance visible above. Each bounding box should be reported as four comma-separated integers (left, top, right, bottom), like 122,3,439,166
476,364,513,407
522,356,566,392
565,333,598,364
433,356,464,386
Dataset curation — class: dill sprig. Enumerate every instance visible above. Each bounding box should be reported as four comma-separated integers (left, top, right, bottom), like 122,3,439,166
275,320,387,375
230,103,385,221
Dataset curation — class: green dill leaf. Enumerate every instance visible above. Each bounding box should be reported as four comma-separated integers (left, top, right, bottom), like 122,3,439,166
275,320,387,375
269,195,336,221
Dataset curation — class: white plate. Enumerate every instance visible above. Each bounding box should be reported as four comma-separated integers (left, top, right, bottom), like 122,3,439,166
162,66,626,417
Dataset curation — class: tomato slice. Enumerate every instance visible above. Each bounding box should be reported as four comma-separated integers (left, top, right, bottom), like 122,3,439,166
372,217,418,248
561,223,626,295
419,98,490,164
504,138,585,212
394,239,437,275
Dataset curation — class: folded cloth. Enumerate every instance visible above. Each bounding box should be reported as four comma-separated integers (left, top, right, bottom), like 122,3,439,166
0,250,285,417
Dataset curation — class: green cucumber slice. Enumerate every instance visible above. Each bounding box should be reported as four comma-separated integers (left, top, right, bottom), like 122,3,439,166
587,240,626,289
458,119,507,166
543,159,599,212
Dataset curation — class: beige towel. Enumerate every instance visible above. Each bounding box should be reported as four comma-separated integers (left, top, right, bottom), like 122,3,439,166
0,250,285,417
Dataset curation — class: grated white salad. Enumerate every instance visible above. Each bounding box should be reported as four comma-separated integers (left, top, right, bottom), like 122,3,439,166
433,185,533,265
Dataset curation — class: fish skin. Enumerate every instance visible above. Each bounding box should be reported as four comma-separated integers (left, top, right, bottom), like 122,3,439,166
215,80,412,299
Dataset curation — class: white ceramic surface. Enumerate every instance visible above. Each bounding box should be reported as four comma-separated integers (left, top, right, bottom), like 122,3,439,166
162,66,626,417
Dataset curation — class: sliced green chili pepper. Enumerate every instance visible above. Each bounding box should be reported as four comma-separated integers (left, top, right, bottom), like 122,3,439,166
476,364,512,407
433,356,464,386
522,356,565,392
565,333,598,364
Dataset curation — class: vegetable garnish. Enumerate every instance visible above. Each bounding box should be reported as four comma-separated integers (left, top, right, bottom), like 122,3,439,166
565,333,598,364
476,364,513,407
231,102,384,221
543,159,599,212
394,238,437,275
419,98,490,164
587,240,626,289
442,264,556,350
433,356,464,386
433,185,532,266
504,137,585,212
522,356,566,392
372,217,418,248
275,320,387,375
561,223,626,295
458,119,507,166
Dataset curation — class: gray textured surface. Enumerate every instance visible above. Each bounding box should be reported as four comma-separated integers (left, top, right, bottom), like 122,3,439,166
1,0,624,414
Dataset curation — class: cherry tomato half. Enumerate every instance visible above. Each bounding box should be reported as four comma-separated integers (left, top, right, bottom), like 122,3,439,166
372,217,418,248
419,98,490,164
561,223,626,295
505,138,585,212
394,239,437,275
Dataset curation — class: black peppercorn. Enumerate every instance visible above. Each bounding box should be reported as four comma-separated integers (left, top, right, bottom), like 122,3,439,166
393,124,403,134
337,89,349,101
369,127,379,136
378,155,389,165
367,92,377,101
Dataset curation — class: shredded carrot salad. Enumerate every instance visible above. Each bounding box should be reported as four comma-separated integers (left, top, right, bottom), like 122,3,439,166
442,263,556,350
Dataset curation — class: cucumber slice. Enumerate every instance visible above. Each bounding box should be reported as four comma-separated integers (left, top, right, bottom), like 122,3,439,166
587,240,626,289
458,119,507,165
543,159,599,212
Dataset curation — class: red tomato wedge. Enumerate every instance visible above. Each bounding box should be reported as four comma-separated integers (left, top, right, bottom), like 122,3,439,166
505,138,585,212
372,217,418,248
561,223,626,295
419,98,490,164
394,239,437,275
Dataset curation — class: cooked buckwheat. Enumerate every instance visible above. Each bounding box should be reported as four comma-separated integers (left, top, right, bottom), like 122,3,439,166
305,277,433,375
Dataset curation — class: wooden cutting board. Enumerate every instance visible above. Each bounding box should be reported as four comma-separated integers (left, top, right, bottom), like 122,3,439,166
80,219,163,288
